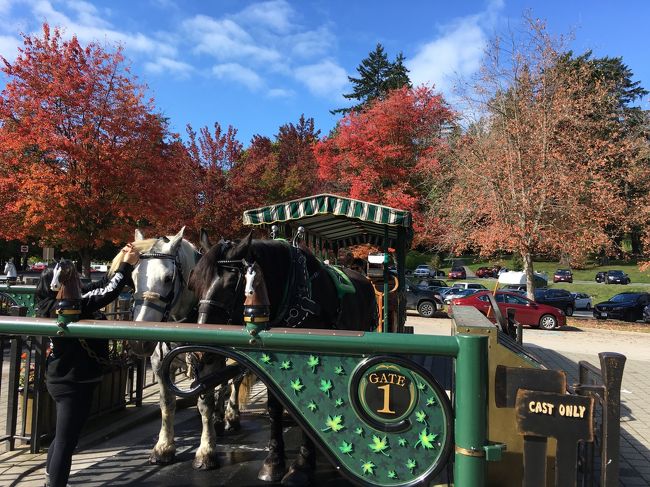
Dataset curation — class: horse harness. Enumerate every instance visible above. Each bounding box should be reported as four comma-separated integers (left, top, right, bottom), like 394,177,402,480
133,250,186,322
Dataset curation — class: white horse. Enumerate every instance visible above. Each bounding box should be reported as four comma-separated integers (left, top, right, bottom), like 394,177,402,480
109,227,242,470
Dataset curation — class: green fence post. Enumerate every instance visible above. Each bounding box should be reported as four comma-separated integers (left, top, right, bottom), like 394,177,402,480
454,334,488,487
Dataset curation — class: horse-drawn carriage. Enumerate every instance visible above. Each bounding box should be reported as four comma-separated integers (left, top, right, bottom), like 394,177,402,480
0,194,626,487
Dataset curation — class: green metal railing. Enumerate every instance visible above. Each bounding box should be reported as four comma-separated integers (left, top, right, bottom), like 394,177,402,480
0,316,489,487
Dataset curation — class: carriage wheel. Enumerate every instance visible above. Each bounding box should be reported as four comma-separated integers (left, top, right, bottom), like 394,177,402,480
0,292,19,315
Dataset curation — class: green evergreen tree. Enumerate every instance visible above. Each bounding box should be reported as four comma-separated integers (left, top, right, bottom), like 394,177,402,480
332,43,411,115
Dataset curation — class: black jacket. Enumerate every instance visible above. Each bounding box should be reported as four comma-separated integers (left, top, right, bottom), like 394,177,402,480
36,262,134,384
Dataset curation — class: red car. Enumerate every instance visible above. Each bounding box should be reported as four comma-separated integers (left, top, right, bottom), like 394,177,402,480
451,290,566,330
30,263,47,272
553,269,573,283
448,266,466,279
475,267,493,278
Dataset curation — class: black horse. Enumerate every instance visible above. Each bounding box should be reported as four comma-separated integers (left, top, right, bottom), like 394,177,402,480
189,231,377,485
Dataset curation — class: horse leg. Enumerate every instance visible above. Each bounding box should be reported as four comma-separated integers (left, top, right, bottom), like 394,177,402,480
258,391,286,482
149,347,177,464
281,431,316,486
193,354,226,470
224,374,243,432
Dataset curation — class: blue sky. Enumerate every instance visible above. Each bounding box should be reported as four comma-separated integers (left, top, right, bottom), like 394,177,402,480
1,0,648,144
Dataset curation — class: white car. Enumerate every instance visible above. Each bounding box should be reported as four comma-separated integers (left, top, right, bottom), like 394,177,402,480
451,282,488,291
413,265,434,277
571,292,592,310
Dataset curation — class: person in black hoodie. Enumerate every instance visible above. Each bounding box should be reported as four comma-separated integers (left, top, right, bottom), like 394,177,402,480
35,245,139,487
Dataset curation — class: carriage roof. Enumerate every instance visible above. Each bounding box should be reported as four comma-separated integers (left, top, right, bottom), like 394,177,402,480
242,194,413,250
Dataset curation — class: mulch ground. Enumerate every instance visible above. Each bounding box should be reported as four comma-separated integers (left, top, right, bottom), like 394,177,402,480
567,317,650,333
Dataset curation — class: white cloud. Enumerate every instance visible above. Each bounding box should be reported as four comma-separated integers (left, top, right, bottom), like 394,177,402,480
0,34,21,62
144,56,193,77
288,26,333,59
267,87,294,98
294,60,348,98
183,15,281,64
212,62,263,91
407,1,503,94
236,0,293,34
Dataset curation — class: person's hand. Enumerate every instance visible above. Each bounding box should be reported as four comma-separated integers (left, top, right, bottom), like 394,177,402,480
122,243,140,265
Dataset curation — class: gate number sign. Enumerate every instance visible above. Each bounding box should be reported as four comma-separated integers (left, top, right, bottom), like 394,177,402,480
20,245,28,253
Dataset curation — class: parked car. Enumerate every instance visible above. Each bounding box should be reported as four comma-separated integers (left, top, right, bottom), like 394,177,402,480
593,292,650,322
451,282,488,291
644,304,650,323
553,269,573,283
413,265,434,278
534,288,575,316
30,262,47,272
443,288,479,305
451,290,566,330
595,271,606,283
448,267,466,279
475,267,494,278
571,292,593,310
405,279,444,318
604,270,631,285
416,278,448,291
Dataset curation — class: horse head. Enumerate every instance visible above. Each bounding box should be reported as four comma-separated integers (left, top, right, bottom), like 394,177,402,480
189,230,254,325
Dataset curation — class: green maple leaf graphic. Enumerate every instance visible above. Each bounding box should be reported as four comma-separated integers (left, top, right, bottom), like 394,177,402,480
335,397,344,407
361,460,376,475
260,353,272,365
280,360,292,370
417,382,426,391
320,379,333,396
307,355,320,372
398,437,407,447
368,435,390,456
415,428,437,449
354,427,364,437
322,415,344,432
387,470,398,479
406,458,417,473
426,396,437,406
339,440,354,456
307,401,318,412
334,365,345,375
290,378,304,395
415,410,428,425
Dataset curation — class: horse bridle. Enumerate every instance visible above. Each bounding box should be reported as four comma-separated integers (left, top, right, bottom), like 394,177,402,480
198,259,249,324
133,251,185,322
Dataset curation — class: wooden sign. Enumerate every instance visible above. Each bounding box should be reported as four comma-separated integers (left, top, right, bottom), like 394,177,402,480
495,365,566,408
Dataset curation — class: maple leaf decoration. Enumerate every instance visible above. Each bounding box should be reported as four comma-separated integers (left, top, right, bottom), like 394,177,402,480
406,458,417,473
368,435,390,456
335,398,344,407
415,410,428,425
339,440,354,456
415,428,438,449
290,378,304,395
398,437,407,447
417,382,427,391
426,396,437,406
334,365,345,375
307,355,320,373
307,401,318,412
361,460,376,476
320,379,333,397
261,353,272,365
322,415,345,432
280,360,292,370
354,427,364,437
387,470,398,479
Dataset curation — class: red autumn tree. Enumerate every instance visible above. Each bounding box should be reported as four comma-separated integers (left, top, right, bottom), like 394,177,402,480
314,86,454,242
184,122,243,237
0,24,181,275
435,17,642,297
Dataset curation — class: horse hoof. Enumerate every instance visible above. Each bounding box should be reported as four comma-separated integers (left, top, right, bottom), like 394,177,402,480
192,454,220,470
149,451,175,465
281,463,313,486
225,418,241,432
258,460,286,482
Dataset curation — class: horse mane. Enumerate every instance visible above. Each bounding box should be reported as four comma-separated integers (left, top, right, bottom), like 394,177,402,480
108,239,156,276
188,240,230,297
108,237,199,277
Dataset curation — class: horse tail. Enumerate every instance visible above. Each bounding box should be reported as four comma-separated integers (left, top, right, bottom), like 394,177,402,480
238,371,258,408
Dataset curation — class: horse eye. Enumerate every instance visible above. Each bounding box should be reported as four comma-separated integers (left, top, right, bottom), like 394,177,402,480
164,275,172,283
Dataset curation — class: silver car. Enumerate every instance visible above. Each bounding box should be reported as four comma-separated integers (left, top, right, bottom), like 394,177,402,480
571,292,592,310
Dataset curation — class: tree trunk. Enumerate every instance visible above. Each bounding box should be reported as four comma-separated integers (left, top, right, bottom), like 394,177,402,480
523,252,536,301
80,248,92,279
559,251,571,267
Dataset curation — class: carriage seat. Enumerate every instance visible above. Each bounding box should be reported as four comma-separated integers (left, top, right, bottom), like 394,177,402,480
324,265,356,300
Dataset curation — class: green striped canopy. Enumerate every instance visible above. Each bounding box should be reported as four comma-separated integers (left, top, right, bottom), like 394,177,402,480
243,194,413,250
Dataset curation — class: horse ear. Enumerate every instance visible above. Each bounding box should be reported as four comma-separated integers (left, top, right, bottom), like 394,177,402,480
135,229,145,241
199,228,212,253
169,226,185,251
